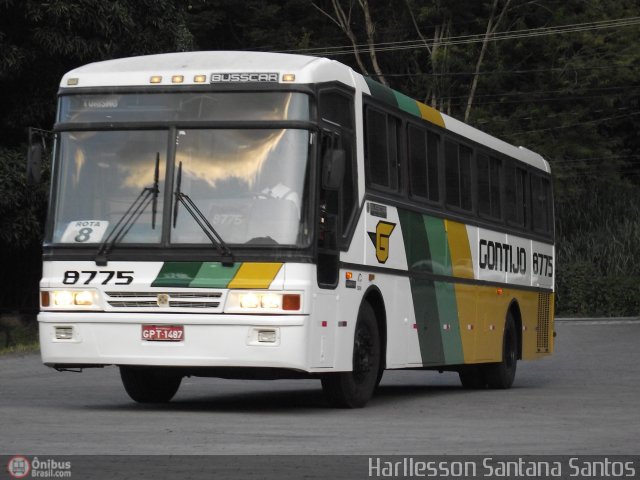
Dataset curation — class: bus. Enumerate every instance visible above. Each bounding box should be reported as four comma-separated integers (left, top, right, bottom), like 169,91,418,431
34,51,554,408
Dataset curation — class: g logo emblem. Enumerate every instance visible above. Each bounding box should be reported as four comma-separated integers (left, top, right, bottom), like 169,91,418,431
157,294,170,307
368,221,396,263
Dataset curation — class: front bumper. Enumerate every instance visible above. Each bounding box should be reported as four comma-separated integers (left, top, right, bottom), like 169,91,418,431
38,311,309,371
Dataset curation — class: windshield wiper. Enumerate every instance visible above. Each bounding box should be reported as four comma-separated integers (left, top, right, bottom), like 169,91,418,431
172,161,234,265
95,153,160,266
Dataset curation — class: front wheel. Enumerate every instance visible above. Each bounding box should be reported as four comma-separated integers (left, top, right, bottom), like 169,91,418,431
321,302,381,408
120,366,182,403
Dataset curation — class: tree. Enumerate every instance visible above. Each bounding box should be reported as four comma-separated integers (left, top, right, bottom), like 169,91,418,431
0,0,194,146
0,0,194,313
311,0,390,85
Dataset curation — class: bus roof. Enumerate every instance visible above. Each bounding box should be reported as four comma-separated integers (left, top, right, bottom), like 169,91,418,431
60,51,549,172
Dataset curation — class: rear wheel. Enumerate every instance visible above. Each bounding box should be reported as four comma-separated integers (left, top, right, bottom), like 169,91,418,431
458,365,487,389
321,302,381,408
484,313,518,389
120,366,182,403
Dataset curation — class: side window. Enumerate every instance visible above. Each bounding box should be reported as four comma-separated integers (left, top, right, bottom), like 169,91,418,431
319,91,353,130
408,125,440,203
505,163,529,228
366,108,388,187
532,174,552,234
478,153,502,219
340,134,356,236
445,140,473,211
364,106,401,192
319,90,357,243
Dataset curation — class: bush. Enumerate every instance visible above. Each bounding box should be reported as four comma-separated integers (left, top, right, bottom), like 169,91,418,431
0,147,48,314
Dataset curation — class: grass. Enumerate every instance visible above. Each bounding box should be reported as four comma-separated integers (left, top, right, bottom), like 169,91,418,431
0,322,39,356
0,341,40,356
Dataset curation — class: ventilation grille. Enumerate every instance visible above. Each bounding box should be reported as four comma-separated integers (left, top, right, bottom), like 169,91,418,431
536,292,551,352
105,291,223,311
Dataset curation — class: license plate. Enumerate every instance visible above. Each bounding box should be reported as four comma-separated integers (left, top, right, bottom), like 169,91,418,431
141,325,184,342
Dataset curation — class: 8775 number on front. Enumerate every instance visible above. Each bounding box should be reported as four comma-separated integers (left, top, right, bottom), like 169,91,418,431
63,270,134,285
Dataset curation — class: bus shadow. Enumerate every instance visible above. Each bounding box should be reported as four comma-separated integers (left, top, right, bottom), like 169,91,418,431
92,382,473,413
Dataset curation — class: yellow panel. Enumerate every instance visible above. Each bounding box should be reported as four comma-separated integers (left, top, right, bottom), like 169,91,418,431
227,263,283,289
475,286,509,362
445,220,474,279
453,284,555,364
417,102,445,128
454,283,477,363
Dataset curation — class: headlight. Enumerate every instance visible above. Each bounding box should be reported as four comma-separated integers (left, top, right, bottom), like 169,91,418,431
225,291,301,313
41,290,99,309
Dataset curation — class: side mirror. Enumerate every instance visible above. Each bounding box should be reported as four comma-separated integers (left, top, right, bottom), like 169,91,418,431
27,127,54,185
322,149,345,190
27,143,43,185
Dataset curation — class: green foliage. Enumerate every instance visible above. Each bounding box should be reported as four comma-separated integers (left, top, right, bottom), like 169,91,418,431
556,261,640,317
0,0,194,313
0,0,194,146
0,147,48,246
0,320,39,353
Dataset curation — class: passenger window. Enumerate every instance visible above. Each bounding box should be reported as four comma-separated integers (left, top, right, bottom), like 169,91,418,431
445,141,472,211
408,125,439,203
478,154,502,219
532,175,552,234
319,91,353,129
505,163,529,228
364,107,401,192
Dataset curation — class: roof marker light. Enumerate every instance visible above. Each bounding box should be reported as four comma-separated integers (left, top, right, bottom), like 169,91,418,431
67,78,79,86
150,76,162,84
194,74,207,83
172,75,184,84
282,73,296,82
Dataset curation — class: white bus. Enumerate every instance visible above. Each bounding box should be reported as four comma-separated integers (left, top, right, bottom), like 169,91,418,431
35,51,554,408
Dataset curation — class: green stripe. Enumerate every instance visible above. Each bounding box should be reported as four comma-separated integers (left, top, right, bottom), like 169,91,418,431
393,91,421,117
398,210,433,273
434,281,464,364
399,211,445,365
424,216,451,276
410,278,445,366
152,262,241,288
151,262,202,287
364,77,398,107
191,262,241,288
399,210,465,366
365,77,425,119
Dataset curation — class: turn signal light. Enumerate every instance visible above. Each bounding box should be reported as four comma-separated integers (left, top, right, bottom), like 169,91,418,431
282,294,301,311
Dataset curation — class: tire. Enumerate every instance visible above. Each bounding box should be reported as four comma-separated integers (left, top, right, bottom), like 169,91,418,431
458,365,487,389
321,302,381,408
119,366,182,403
484,313,518,389
375,367,385,389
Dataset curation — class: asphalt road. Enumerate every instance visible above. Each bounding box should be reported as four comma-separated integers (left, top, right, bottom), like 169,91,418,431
1,319,639,457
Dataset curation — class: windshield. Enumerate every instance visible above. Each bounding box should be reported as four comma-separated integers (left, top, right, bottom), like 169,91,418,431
52,130,166,244
172,129,310,246
50,92,312,249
